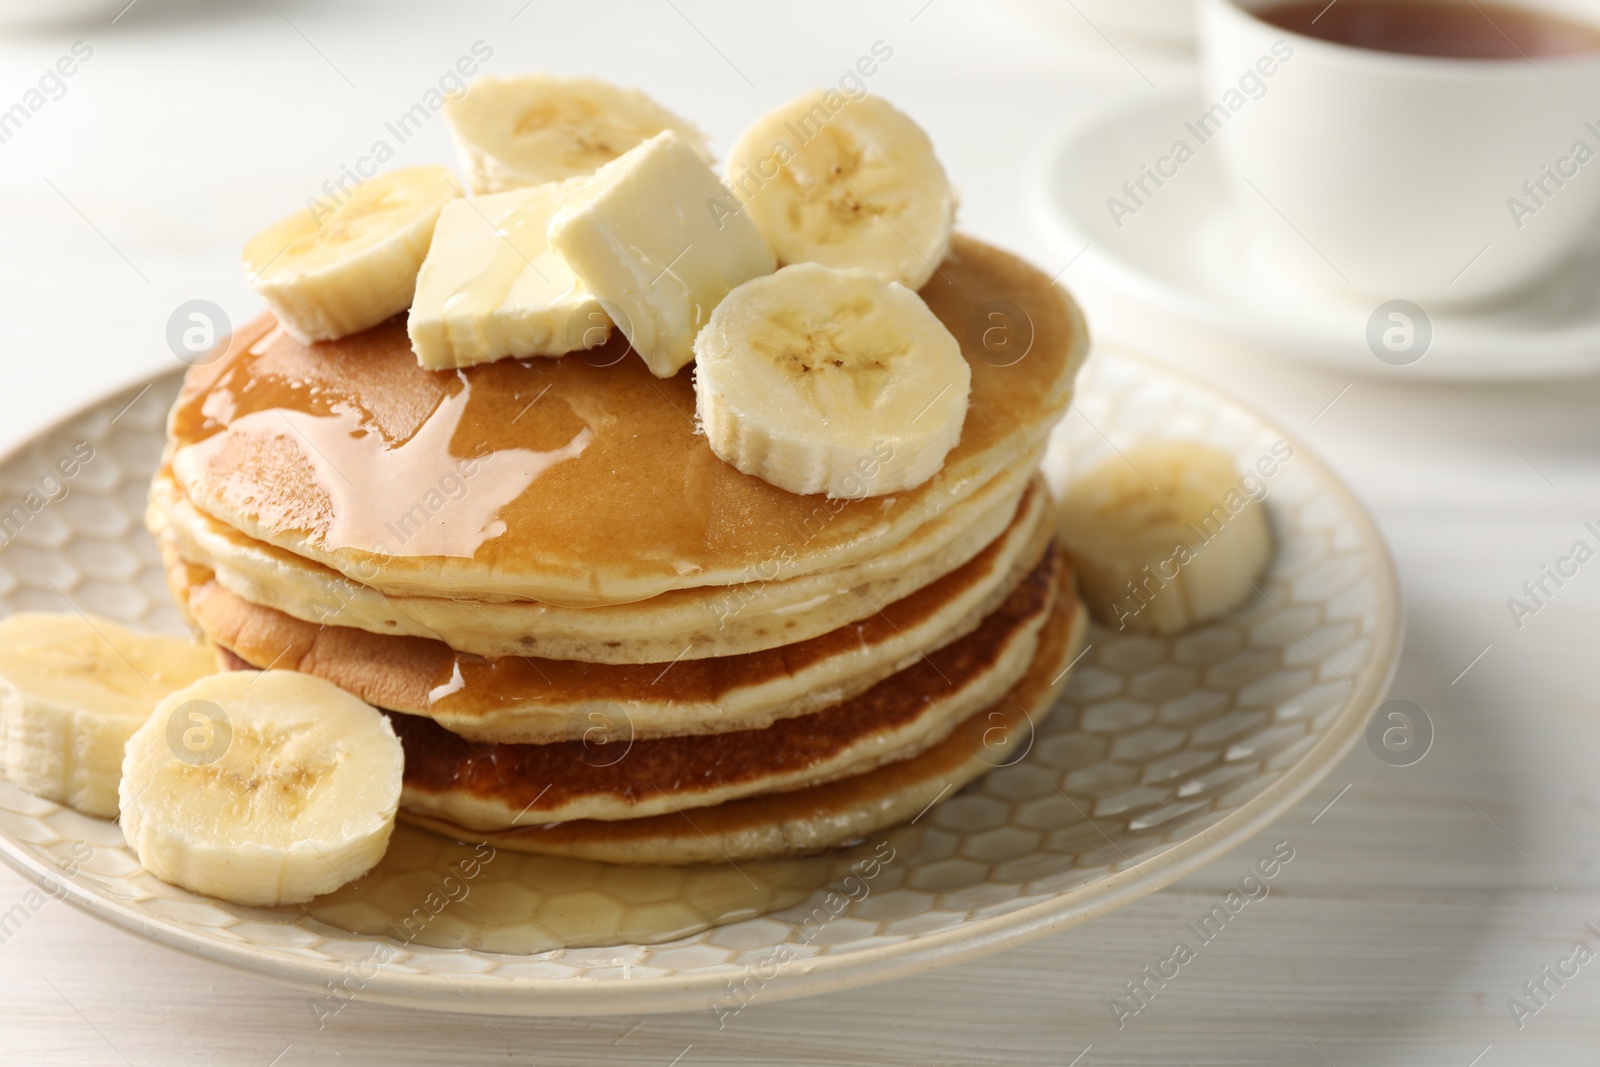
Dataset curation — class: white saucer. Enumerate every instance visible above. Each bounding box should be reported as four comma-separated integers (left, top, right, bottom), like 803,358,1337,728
1027,90,1600,380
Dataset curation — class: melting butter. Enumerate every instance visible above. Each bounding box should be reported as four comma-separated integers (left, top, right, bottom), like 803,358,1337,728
411,177,604,370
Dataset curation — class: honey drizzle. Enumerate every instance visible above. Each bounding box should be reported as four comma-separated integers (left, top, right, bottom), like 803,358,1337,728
302,822,921,954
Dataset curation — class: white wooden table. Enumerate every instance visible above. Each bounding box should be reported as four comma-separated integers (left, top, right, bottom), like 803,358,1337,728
1,2,1596,1063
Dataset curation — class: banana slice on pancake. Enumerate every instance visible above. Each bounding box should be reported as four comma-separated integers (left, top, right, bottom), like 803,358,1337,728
119,670,403,906
445,74,713,193
1057,442,1273,635
242,165,460,344
724,91,955,289
0,613,216,818
693,263,970,498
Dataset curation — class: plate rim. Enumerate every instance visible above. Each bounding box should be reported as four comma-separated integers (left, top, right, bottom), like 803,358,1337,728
0,354,1404,1016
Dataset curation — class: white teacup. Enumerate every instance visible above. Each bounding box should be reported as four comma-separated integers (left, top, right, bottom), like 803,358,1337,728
1199,0,1600,304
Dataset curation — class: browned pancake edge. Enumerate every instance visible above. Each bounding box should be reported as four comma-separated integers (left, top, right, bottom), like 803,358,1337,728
176,482,1055,743
400,579,1090,864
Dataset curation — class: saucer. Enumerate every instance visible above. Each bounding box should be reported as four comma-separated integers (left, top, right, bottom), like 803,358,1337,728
1027,90,1600,380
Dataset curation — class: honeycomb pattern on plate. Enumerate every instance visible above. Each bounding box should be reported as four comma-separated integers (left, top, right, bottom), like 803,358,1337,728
0,353,1399,1014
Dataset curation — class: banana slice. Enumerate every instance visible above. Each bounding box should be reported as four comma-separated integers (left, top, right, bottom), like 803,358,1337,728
693,263,970,498
549,131,776,378
408,176,609,369
724,91,955,290
0,613,215,819
445,74,713,193
243,165,460,344
119,670,403,907
1057,442,1273,635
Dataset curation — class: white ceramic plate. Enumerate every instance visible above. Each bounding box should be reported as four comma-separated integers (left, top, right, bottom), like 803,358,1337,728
1028,90,1600,381
0,351,1401,1015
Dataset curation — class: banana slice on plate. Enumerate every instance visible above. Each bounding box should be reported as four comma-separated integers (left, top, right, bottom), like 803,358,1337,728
445,74,713,193
0,612,216,819
119,670,403,907
1057,442,1273,636
693,263,970,498
242,165,460,344
724,91,955,290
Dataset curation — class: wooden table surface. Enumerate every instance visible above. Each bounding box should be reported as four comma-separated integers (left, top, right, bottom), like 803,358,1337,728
1,2,1596,1063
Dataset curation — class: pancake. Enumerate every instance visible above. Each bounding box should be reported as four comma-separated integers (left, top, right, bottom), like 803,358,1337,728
148,456,1044,664
172,487,1056,744
173,492,1055,742
383,550,1060,826
401,580,1090,864
163,235,1087,605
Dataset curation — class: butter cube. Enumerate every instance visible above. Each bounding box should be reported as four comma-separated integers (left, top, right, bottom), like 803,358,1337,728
548,131,775,378
408,177,609,370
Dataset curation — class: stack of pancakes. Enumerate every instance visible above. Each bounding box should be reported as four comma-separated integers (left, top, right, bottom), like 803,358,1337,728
149,236,1091,864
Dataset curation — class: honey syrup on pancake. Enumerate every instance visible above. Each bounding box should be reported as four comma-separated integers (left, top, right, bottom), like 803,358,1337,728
165,237,1083,604
300,821,919,953
172,323,596,561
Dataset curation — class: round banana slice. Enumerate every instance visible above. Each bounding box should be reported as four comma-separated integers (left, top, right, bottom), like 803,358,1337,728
1057,442,1273,636
119,670,403,907
723,91,955,290
0,613,216,818
242,165,460,344
444,74,713,193
693,263,970,499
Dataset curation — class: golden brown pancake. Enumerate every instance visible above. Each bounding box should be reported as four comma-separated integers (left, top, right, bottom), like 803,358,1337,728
163,236,1087,605
169,487,1054,744
401,581,1090,864
382,550,1059,826
149,464,1042,664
